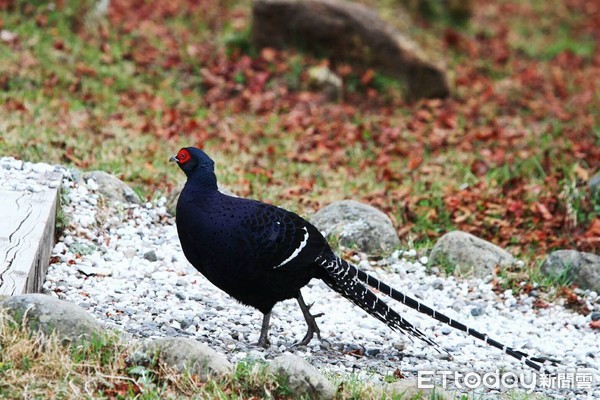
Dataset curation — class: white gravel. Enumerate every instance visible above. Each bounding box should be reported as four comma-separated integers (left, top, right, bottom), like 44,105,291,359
2,158,599,399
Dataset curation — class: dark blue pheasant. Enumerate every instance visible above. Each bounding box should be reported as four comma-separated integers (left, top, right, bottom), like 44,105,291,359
171,146,552,371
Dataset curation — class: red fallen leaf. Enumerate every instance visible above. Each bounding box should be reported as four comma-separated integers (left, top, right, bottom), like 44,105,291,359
507,200,524,214
337,64,353,77
35,13,48,27
414,109,432,122
407,154,422,171
260,47,277,62
533,298,549,309
590,320,600,329
436,110,457,129
453,206,472,223
75,62,97,77
471,159,488,176
4,98,27,112
584,218,600,238
345,347,364,357
444,196,461,209
393,368,405,379
360,69,375,85
53,39,65,50
573,164,589,181
536,203,553,220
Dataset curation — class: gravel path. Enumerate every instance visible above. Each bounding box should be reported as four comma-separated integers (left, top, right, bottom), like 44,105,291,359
2,158,599,399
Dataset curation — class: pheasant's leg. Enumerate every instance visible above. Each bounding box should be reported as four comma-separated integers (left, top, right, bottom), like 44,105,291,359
257,311,271,348
293,293,324,346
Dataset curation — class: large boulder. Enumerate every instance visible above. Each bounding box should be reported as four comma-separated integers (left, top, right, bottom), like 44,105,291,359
310,200,400,255
428,231,515,277
130,337,233,380
541,250,600,291
251,0,449,100
268,354,336,400
0,294,104,344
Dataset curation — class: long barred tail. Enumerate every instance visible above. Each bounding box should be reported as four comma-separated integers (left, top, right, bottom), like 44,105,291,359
318,256,447,355
321,255,556,372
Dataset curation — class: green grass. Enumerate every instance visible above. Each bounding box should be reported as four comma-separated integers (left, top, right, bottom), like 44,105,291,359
1,309,458,399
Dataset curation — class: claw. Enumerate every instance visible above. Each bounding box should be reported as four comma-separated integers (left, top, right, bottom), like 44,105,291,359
257,336,271,348
294,293,325,347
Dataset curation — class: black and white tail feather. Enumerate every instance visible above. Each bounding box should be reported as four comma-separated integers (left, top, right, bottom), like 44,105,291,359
319,254,557,373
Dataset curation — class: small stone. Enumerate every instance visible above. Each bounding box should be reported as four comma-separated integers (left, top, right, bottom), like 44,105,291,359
131,338,232,379
143,250,158,262
431,279,444,290
365,348,381,357
393,341,406,351
81,170,141,205
268,354,336,400
429,231,516,277
591,312,600,322
310,200,400,255
124,248,137,258
541,250,600,292
470,306,485,316
307,65,342,100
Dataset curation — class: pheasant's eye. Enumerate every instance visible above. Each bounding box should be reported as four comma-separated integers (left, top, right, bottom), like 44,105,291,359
178,149,190,163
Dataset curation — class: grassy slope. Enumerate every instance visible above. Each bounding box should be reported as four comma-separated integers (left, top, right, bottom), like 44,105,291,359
1,0,598,257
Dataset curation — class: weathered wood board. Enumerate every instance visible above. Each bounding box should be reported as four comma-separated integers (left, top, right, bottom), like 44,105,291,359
0,188,60,296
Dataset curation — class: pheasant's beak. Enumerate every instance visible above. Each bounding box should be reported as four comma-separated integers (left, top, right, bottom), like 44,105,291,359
169,155,179,163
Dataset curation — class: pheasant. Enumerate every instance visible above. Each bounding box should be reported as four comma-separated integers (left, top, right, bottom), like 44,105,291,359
171,146,551,371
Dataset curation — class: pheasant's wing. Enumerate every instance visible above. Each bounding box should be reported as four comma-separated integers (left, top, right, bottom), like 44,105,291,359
241,202,328,271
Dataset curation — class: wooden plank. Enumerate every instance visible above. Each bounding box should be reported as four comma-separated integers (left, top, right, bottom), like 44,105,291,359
0,187,60,295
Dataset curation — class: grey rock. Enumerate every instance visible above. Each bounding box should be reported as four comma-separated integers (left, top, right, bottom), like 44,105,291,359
252,0,449,100
82,170,141,205
268,354,336,400
428,231,516,278
591,312,600,321
131,337,232,380
311,200,400,255
383,378,450,399
541,250,600,291
365,348,381,357
0,294,104,344
589,172,600,201
143,250,158,262
470,305,485,317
